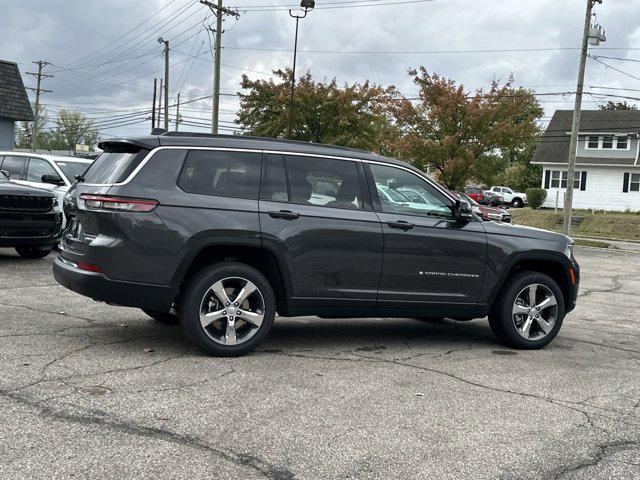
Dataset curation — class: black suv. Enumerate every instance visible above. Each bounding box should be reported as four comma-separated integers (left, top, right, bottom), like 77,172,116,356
53,133,579,356
0,170,62,258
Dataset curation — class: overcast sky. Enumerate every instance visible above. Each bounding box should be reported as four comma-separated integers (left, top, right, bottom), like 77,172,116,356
2,0,640,139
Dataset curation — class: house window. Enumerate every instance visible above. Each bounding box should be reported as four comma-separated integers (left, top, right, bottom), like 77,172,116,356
616,135,628,149
587,136,599,149
549,170,581,189
631,173,640,192
602,136,614,149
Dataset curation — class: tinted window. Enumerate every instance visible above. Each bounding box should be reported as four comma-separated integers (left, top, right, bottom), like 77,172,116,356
260,154,288,202
27,158,58,182
178,150,261,199
1,156,27,180
83,148,148,184
370,164,452,218
55,161,90,183
285,155,362,209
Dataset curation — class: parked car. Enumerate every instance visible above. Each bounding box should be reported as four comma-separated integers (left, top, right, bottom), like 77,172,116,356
0,169,63,258
53,132,579,356
0,152,92,226
488,186,527,208
482,191,505,207
451,191,511,223
463,186,486,204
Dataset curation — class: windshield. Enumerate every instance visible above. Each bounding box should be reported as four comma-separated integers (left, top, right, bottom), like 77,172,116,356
0,171,8,182
55,161,90,183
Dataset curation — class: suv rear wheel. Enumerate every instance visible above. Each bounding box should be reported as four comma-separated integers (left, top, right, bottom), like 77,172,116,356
180,262,275,356
489,271,564,349
15,246,52,259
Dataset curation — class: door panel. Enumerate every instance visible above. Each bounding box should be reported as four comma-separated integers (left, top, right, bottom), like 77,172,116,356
365,162,487,312
259,154,383,308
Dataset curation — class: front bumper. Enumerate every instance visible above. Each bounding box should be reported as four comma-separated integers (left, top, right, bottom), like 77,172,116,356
53,256,176,311
566,260,580,313
0,212,62,248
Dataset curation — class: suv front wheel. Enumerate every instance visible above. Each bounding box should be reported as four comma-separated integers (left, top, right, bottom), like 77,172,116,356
489,271,565,349
180,262,276,356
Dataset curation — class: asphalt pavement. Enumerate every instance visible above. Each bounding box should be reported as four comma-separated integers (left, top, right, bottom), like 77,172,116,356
0,247,638,479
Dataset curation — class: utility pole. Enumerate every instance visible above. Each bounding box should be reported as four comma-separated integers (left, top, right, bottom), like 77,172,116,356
157,78,163,129
26,60,53,151
158,37,170,130
564,0,604,235
200,0,240,134
151,78,157,131
287,0,315,139
175,92,181,131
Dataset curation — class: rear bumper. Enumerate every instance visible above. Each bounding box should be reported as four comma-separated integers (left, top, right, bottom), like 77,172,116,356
53,256,176,311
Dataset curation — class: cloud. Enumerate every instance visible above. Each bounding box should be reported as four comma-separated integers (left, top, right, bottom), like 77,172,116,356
1,0,639,137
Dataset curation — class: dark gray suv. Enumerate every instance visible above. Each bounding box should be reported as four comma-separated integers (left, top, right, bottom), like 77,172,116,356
53,132,579,356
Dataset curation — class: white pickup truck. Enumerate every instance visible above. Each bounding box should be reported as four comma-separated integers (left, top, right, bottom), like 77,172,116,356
488,186,527,208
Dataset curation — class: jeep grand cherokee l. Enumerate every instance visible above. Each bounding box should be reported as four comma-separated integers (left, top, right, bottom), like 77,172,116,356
53,132,579,356
0,170,62,258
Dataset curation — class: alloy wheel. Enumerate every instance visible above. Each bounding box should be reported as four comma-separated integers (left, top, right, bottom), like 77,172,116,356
512,283,558,341
199,276,265,346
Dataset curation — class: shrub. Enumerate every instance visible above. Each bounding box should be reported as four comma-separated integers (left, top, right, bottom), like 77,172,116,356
525,188,547,210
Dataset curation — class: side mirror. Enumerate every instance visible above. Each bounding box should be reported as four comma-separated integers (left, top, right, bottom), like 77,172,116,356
451,199,473,221
0,169,9,179
41,174,65,186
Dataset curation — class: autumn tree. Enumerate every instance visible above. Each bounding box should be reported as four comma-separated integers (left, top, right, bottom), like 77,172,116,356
390,68,543,190
236,69,400,153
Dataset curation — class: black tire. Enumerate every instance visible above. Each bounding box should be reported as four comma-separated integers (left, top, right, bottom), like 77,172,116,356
15,246,52,259
179,262,275,357
489,270,565,349
511,198,524,208
142,309,180,325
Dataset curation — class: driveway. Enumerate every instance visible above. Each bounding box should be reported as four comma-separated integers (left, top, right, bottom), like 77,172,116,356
0,247,638,479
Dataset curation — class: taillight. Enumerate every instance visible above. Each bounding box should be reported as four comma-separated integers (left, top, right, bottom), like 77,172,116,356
78,194,158,212
76,261,103,273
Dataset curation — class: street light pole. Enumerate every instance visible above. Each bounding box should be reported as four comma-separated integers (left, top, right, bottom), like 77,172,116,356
563,0,604,235
287,0,314,139
158,37,170,131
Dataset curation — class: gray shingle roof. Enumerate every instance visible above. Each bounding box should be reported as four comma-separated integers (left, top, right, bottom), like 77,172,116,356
0,60,34,121
531,109,640,166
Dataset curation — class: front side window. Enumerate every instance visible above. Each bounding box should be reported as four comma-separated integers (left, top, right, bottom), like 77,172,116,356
284,155,362,209
617,135,628,149
0,156,27,180
26,158,58,183
369,164,452,218
178,150,262,199
631,173,640,192
602,136,614,149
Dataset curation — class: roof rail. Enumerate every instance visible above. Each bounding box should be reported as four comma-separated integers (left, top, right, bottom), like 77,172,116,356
159,131,372,154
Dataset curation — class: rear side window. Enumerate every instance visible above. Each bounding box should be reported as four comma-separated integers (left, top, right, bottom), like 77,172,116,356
1,156,27,180
178,150,261,199
83,146,149,184
285,155,363,210
260,154,288,202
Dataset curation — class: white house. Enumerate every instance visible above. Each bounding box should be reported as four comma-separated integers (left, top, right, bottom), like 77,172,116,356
531,110,640,212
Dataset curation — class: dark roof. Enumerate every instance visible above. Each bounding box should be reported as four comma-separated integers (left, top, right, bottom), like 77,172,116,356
531,110,640,166
100,132,412,169
0,60,34,121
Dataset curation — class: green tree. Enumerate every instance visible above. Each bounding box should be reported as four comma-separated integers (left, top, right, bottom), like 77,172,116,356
15,103,50,149
599,100,637,111
236,69,400,153
390,68,543,190
50,109,100,153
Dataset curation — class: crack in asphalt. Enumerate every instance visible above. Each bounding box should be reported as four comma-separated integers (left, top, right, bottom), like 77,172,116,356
578,273,626,299
0,389,296,480
550,439,640,479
